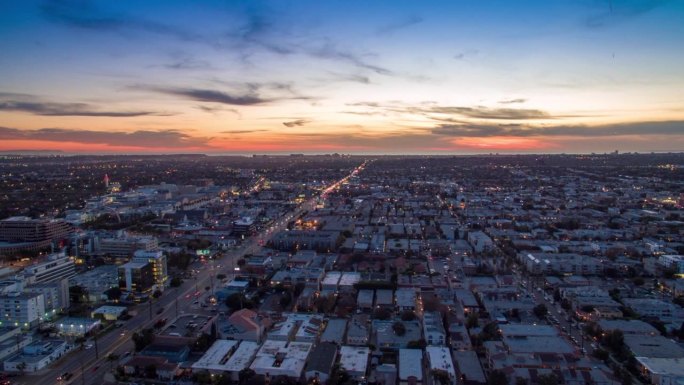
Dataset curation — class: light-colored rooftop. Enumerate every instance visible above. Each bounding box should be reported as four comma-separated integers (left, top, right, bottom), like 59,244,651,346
399,349,423,380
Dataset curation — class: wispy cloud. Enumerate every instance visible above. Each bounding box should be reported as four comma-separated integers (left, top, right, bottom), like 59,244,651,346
432,120,684,137
583,0,669,28
0,126,210,148
0,95,165,117
282,119,310,128
41,0,204,42
376,15,423,35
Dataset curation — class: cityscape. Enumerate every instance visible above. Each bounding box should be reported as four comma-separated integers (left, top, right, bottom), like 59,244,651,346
1,2,684,385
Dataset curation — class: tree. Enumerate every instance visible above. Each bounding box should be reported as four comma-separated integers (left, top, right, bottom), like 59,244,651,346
533,304,548,319
592,348,609,362
603,330,625,352
239,368,256,385
226,293,253,310
487,370,508,385
466,312,479,329
392,321,406,336
132,328,155,351
106,353,119,370
406,339,427,349
401,310,416,321
560,298,572,310
16,362,26,375
105,287,122,301
69,285,88,304
144,364,157,379
537,373,559,385
515,377,528,385
170,276,183,288
433,369,450,385
372,307,391,320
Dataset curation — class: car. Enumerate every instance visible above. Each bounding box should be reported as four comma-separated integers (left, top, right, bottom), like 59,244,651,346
156,307,164,314
121,351,131,358
58,372,73,381
84,343,93,350
91,365,100,372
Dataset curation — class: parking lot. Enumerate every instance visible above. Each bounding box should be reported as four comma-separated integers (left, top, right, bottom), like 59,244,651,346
161,314,214,338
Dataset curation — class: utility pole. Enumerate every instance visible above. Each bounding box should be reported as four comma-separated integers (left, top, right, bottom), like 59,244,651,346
94,332,99,359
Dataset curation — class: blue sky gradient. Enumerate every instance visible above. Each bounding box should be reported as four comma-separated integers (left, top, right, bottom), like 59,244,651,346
1,0,683,153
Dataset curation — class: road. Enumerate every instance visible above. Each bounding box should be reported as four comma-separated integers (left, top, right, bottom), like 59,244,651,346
23,162,366,385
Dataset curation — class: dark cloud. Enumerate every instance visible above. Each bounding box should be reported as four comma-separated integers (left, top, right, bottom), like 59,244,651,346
41,0,204,42
282,119,310,128
346,102,549,120
220,129,268,134
133,86,269,106
376,15,423,35
0,98,162,117
584,0,669,28
432,120,684,137
196,105,240,117
499,98,527,105
0,126,210,148
428,106,549,120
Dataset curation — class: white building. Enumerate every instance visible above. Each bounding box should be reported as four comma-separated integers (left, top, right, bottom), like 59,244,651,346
0,292,45,328
340,346,370,380
22,251,75,284
425,347,456,385
423,312,446,346
250,340,312,379
191,340,239,373
3,340,70,373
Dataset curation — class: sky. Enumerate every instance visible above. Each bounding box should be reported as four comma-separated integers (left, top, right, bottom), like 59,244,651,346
1,0,683,155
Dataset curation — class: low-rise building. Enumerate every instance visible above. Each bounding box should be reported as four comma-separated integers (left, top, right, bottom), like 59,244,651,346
423,312,446,346
3,340,70,373
425,347,456,385
305,342,338,384
340,346,370,380
250,340,312,379
399,349,423,385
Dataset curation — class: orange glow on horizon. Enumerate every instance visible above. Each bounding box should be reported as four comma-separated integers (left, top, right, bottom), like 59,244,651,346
451,136,553,151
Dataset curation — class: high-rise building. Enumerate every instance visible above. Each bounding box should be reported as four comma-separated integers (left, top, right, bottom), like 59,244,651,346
132,250,168,291
118,262,154,294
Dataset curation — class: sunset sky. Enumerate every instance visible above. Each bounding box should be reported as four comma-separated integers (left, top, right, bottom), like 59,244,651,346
1,0,683,154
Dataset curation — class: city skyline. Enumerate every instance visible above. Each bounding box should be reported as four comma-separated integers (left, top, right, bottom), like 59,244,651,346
1,0,683,154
